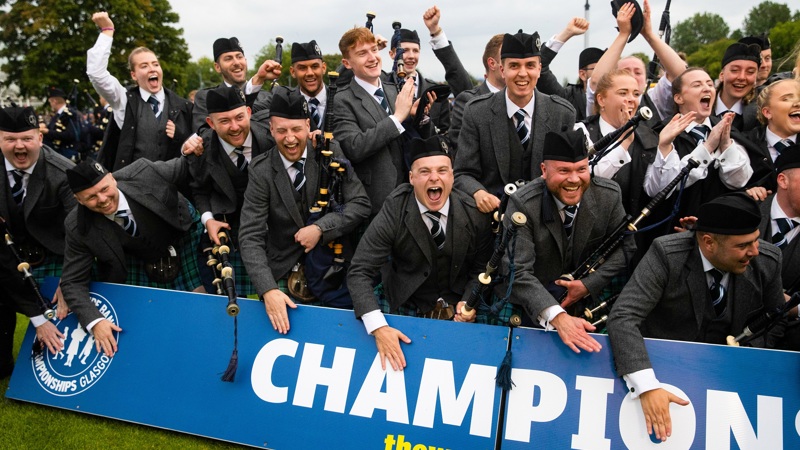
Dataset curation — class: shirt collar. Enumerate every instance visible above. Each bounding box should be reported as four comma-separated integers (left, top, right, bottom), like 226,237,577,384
685,116,713,133
139,87,165,104
106,189,131,221
57,105,67,115
765,127,797,148
279,146,309,171
354,75,383,94
5,158,36,176
218,132,253,157
714,94,743,115
415,196,450,219
771,195,798,222
301,85,327,106
551,195,579,212
698,244,726,275
505,89,535,119
486,80,502,93
598,116,618,136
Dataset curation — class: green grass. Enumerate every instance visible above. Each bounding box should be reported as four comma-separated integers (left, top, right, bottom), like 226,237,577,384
0,315,248,450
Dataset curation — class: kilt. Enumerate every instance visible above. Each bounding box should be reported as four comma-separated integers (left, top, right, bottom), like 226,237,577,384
372,282,422,318
119,200,204,292
32,254,64,284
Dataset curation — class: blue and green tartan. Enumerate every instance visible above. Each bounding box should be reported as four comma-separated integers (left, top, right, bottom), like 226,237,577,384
32,254,64,284
373,282,420,317
118,200,204,291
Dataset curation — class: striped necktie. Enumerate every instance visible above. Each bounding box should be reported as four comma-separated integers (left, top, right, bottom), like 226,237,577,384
374,88,391,115
292,159,306,191
709,269,726,317
147,95,159,115
10,170,24,206
514,109,529,145
689,124,710,145
423,210,445,250
115,209,139,237
233,146,247,172
308,97,322,129
774,139,793,154
772,218,798,249
563,205,577,237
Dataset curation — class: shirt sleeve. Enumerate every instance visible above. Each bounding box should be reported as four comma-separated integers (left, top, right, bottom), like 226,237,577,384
643,147,681,197
538,305,567,330
646,76,674,122
716,141,753,189
429,31,450,50
593,146,631,179
623,368,661,399
86,33,127,128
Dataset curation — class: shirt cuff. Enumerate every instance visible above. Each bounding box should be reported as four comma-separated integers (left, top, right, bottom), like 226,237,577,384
362,310,389,335
245,79,261,94
538,305,566,330
201,211,214,228
717,141,747,166
30,315,47,327
545,35,565,52
86,318,104,332
623,368,661,399
389,115,405,134
429,31,449,50
654,145,679,169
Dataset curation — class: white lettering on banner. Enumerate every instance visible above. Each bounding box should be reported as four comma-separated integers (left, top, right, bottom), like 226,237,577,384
705,391,783,449
249,339,792,445
571,376,615,450
293,343,355,413
412,359,496,437
350,353,410,424
504,368,568,442
619,383,696,449
251,338,298,403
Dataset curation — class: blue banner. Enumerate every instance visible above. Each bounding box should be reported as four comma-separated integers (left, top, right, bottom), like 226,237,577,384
7,279,506,449
7,280,800,449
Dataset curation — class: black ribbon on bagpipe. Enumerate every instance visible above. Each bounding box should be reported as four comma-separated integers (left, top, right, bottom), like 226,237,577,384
728,292,800,347
546,157,702,314
303,71,356,309
0,216,56,356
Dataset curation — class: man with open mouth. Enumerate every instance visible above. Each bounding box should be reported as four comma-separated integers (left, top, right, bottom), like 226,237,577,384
85,11,194,172
347,135,492,372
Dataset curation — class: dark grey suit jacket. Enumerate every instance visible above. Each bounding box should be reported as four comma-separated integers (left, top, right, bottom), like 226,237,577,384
500,176,635,320
1,147,76,317
239,142,371,297
758,194,800,291
607,232,783,376
188,120,274,217
454,89,576,197
333,77,408,215
449,82,491,155
61,158,192,328
348,185,492,317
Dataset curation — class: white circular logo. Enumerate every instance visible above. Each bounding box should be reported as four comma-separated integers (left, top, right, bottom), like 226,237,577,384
31,292,119,397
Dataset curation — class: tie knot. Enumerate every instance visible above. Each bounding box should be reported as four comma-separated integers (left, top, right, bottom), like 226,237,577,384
425,210,441,220
233,146,244,155
308,97,320,106
375,88,385,98
709,269,724,283
11,169,24,181
514,109,526,121
694,124,710,135
775,139,794,153
292,158,305,170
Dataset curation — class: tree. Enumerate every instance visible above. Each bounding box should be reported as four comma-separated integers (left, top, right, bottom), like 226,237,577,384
742,1,794,36
0,0,191,106
686,38,735,79
671,13,730,56
769,20,800,72
184,57,223,93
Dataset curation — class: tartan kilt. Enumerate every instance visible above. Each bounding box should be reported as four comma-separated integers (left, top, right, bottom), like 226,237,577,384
198,230,256,298
32,254,64,284
373,282,420,317
119,200,204,291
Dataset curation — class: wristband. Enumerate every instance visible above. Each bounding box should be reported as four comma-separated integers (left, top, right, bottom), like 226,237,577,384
100,27,115,32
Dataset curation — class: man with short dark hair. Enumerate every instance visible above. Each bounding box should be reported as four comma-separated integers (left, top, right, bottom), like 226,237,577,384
61,155,205,357
348,135,492,371
40,88,85,161
454,30,576,214
186,85,275,296
288,40,329,132
498,128,632,353
191,36,280,135
0,105,76,375
239,89,370,334
607,192,783,442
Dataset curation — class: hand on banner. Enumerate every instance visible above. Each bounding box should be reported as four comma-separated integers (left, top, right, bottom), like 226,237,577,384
263,289,297,334
92,319,122,357
373,325,411,371
551,312,602,353
52,285,70,320
639,387,690,442
35,321,65,355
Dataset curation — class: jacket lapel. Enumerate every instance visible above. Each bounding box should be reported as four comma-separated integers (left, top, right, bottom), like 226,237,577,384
571,190,597,266
209,137,238,206
351,78,389,124
271,150,305,228
448,196,468,284
541,188,565,261
404,195,433,266
684,246,709,331
490,91,511,183
22,157,46,220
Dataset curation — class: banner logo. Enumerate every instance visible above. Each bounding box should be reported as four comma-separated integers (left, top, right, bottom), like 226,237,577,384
31,292,119,397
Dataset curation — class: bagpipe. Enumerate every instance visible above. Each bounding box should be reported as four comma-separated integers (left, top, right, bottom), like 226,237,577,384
647,0,673,85
727,287,800,347
0,217,55,355
581,294,620,329
391,21,407,86
271,36,284,91
461,183,528,323
295,71,356,309
202,231,240,382
588,106,653,166
546,157,702,312
365,11,376,33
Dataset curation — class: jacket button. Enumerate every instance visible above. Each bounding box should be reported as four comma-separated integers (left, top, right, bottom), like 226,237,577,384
424,272,429,277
